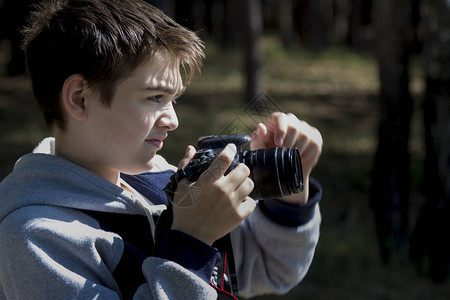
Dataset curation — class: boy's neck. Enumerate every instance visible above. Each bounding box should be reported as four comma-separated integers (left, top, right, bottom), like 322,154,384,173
54,130,120,185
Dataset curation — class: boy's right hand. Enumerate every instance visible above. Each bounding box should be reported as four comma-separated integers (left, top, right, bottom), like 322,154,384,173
171,144,256,246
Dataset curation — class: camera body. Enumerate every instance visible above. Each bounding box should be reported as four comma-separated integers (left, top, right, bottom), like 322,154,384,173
164,134,303,201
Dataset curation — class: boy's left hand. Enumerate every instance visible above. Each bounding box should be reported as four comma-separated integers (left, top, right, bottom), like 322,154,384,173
250,112,323,205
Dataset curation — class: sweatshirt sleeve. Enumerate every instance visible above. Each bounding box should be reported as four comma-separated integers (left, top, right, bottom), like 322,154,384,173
0,206,122,300
230,178,322,298
155,230,221,283
259,177,322,227
0,205,217,300
134,230,221,299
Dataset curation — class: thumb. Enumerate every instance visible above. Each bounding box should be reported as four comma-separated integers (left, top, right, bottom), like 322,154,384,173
250,123,268,150
178,145,196,169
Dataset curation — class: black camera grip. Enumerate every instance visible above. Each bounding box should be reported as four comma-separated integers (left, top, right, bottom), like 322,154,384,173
163,158,211,204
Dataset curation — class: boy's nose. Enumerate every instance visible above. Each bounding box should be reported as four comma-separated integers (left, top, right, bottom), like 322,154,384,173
158,105,178,131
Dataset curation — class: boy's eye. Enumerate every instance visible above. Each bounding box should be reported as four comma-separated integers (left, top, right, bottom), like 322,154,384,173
147,95,163,103
146,94,179,105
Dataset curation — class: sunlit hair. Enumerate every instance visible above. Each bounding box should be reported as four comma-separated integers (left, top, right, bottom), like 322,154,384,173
22,0,204,130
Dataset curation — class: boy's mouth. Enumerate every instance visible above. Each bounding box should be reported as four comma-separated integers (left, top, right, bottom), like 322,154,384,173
146,139,163,149
145,136,166,149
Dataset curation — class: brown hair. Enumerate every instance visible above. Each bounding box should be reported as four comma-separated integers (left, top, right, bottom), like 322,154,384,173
22,0,204,130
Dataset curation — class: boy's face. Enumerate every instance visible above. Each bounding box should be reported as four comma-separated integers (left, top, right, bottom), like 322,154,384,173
82,51,182,179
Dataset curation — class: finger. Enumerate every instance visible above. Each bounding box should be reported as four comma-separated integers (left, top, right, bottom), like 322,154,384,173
299,135,323,175
250,123,268,150
297,126,322,156
200,143,236,182
177,145,196,169
263,129,276,148
267,112,288,147
290,121,311,151
277,113,302,148
237,197,256,219
295,135,309,154
226,163,251,191
284,126,301,148
233,177,254,201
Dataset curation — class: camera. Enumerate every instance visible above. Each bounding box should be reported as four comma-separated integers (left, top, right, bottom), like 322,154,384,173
164,134,304,201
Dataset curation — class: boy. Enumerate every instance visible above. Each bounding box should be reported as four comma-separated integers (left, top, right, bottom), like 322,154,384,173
0,0,323,299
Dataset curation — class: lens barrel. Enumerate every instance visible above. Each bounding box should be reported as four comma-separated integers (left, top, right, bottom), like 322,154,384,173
239,147,303,199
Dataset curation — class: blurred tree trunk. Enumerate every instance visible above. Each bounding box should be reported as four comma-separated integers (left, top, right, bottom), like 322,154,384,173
370,0,413,264
206,0,224,41
206,0,242,47
331,0,351,44
278,0,297,47
347,0,372,47
244,0,263,102
293,0,333,48
410,0,450,283
223,0,242,47
309,0,333,48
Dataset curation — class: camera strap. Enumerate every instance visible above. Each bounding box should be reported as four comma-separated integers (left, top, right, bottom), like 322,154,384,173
211,233,239,298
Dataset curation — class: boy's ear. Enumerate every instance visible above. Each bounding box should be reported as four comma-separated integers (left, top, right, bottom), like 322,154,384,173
61,74,88,121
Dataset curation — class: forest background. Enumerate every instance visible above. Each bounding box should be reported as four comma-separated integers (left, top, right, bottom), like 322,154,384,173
0,0,449,299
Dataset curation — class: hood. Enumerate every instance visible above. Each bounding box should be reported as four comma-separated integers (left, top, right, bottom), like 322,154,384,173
0,143,144,223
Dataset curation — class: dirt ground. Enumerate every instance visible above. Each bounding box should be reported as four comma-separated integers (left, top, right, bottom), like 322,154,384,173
1,38,449,299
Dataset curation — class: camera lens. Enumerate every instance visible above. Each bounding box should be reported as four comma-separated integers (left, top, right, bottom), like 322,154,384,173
239,147,303,199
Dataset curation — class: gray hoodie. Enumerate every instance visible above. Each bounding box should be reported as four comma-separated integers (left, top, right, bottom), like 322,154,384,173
0,138,321,299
